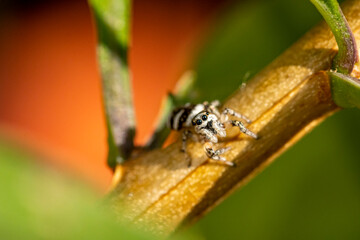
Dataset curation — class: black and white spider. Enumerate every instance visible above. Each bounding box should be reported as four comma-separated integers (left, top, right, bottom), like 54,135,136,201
168,100,258,167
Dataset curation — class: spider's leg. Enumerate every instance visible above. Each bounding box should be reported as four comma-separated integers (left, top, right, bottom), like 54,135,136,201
231,120,258,139
198,128,218,143
210,100,221,107
205,100,221,116
204,143,234,167
222,107,252,123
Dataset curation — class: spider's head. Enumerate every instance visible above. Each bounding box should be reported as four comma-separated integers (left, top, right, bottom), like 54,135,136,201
192,111,226,140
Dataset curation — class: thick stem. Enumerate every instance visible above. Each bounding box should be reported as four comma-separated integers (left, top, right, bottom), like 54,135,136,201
110,0,360,236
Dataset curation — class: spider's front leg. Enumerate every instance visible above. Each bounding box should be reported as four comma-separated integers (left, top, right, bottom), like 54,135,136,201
230,120,258,139
204,100,221,116
222,107,252,123
204,143,234,167
221,107,258,139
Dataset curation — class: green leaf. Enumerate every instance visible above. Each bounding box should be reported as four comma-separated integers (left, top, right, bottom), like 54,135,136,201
310,0,358,74
328,71,360,108
88,0,135,168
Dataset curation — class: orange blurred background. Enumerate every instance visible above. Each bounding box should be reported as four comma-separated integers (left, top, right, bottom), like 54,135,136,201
0,0,226,191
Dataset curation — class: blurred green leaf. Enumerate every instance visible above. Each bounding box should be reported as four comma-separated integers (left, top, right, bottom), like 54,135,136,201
310,0,358,74
0,140,155,240
88,0,135,168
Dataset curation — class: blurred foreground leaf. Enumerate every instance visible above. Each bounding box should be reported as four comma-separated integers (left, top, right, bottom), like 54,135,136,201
0,140,154,240
88,0,135,168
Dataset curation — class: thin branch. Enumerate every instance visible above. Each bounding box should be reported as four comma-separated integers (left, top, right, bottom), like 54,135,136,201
89,0,135,168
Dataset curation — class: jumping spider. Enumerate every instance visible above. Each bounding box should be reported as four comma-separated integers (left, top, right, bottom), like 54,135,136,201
168,100,258,167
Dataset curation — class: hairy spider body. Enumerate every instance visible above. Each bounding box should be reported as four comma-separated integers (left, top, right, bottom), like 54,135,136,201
168,100,258,167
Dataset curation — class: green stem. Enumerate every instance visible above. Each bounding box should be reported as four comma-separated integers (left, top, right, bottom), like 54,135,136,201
310,0,358,74
88,0,135,168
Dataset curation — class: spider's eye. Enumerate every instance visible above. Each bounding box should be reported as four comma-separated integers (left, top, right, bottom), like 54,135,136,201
192,121,196,126
202,115,207,121
196,119,202,125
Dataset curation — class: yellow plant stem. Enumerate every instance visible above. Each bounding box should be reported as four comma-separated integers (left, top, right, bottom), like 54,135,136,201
110,0,360,236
